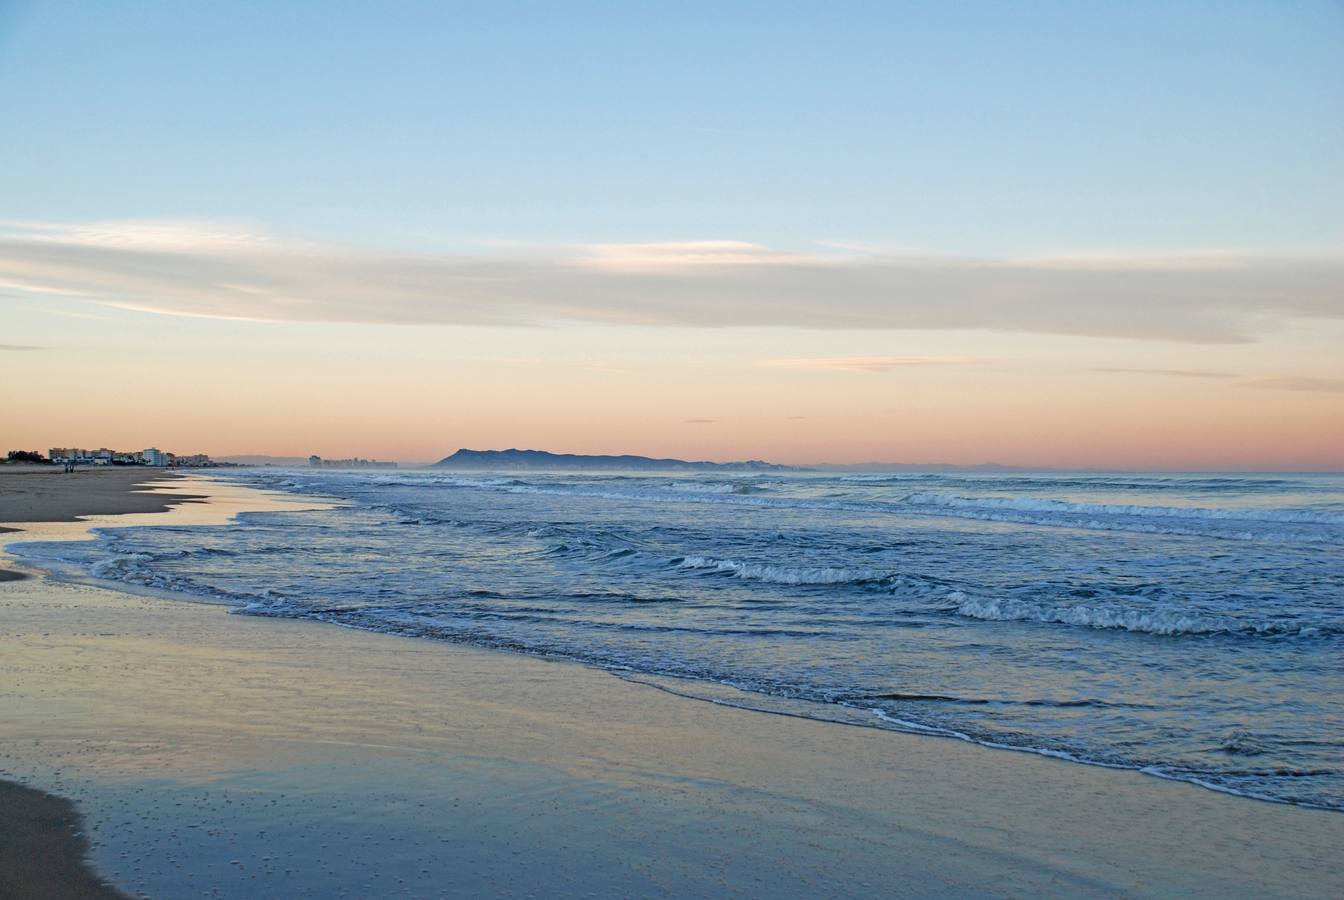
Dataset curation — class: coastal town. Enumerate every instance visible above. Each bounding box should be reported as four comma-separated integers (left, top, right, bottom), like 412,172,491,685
3,449,399,470
4,448,224,468
307,455,397,469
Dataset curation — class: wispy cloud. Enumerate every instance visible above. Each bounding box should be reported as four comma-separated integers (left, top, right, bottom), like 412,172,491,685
1092,367,1343,392
684,418,717,424
757,356,982,372
476,356,627,372
573,363,629,373
0,344,43,351
1237,375,1344,393
38,308,117,321
2,220,1341,343
576,241,811,270
1089,367,1238,379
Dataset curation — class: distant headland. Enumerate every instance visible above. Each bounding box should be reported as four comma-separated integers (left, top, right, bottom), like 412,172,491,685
434,448,801,472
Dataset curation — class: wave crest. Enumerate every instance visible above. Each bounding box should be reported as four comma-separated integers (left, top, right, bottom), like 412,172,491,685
949,591,1327,637
676,555,889,585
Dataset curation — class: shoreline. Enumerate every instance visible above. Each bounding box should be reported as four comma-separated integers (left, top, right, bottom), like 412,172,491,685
0,467,201,582
0,466,206,524
1,473,1341,896
0,468,207,899
45,472,1335,815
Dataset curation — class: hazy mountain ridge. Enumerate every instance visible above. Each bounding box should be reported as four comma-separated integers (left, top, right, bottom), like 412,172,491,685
434,448,801,472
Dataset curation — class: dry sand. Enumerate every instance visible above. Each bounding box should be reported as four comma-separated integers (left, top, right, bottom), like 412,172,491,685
0,475,1340,898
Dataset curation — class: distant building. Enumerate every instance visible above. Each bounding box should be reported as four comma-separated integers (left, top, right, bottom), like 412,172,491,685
307,455,396,469
45,445,216,467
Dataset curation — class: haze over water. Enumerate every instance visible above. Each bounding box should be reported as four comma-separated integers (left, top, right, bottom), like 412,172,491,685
15,468,1344,810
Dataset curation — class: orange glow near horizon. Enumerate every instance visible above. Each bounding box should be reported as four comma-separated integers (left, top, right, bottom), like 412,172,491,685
3,304,1341,471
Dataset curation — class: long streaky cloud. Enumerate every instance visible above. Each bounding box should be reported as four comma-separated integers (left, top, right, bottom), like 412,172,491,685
757,356,982,372
1238,375,1344,393
1,220,1341,343
1089,367,1238,379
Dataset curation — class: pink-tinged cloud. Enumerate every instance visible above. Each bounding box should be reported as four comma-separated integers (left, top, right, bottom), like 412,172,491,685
1238,375,1344,392
1089,367,1237,379
756,356,983,372
3,220,1342,344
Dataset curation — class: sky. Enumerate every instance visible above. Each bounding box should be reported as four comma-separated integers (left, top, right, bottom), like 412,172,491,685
1,0,1341,469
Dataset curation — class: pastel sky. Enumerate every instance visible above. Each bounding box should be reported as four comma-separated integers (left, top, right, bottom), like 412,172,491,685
2,1,1341,469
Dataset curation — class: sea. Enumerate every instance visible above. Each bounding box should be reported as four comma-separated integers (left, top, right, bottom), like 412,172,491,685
12,468,1344,810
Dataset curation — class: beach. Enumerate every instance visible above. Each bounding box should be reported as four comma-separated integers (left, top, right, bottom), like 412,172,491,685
0,467,201,583
0,466,205,523
1,471,1341,898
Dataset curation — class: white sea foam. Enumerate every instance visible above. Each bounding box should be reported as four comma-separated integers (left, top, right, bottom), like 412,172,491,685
661,481,742,494
88,552,155,579
677,555,887,585
949,591,1322,637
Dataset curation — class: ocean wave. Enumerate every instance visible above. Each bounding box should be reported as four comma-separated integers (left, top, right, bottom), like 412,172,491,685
661,480,764,495
868,692,1156,709
256,469,1343,543
900,492,1344,526
949,592,1330,637
88,552,155,579
836,473,948,483
675,555,890,585
445,477,1344,542
837,473,1314,493
1216,731,1273,756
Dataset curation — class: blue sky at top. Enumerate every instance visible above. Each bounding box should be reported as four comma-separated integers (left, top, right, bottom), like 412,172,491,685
1,0,1340,255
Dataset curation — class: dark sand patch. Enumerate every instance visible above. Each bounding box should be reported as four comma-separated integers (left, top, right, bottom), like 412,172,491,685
0,468,205,523
0,780,128,899
0,569,30,581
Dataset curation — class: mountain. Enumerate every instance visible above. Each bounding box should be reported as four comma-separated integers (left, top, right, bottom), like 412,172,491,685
434,448,800,472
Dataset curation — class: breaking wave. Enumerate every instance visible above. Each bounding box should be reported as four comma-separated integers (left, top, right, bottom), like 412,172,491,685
902,492,1344,526
950,592,1332,637
675,555,890,585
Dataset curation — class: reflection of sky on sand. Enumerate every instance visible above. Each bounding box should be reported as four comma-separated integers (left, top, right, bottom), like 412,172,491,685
0,566,994,896
2,571,1342,899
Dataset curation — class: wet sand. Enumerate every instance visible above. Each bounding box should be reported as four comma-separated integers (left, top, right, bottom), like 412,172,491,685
0,476,1340,897
0,466,203,523
0,781,128,899
0,466,200,584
